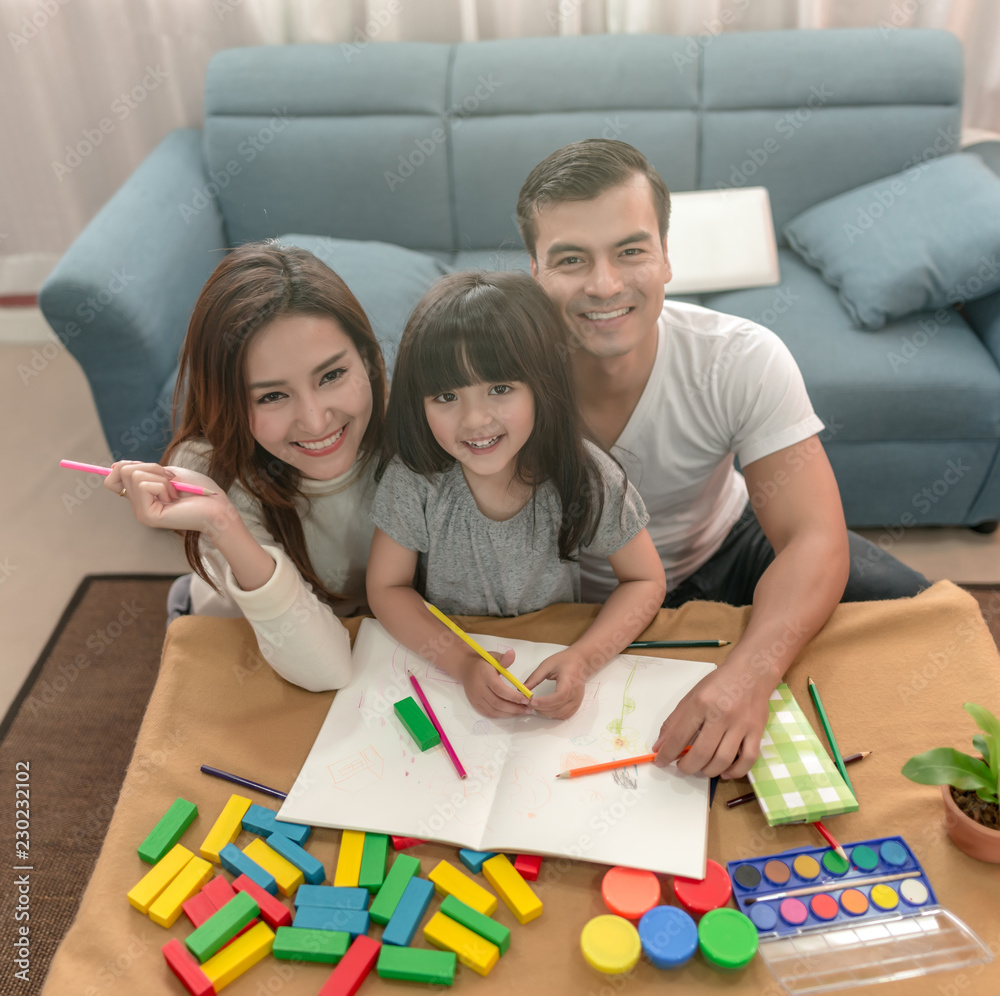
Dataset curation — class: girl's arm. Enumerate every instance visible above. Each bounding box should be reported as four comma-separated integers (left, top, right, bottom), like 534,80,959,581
525,528,667,719
367,528,529,718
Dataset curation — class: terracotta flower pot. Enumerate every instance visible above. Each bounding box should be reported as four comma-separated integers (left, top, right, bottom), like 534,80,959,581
941,785,1000,862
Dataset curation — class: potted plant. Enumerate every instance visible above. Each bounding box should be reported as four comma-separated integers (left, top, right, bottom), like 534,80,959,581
901,702,1000,862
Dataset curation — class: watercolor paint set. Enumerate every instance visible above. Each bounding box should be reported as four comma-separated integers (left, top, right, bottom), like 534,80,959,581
727,835,992,994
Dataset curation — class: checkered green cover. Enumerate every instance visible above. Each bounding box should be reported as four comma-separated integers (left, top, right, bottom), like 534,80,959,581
747,683,858,826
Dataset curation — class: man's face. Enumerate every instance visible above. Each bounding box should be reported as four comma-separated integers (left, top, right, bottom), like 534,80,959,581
529,174,671,360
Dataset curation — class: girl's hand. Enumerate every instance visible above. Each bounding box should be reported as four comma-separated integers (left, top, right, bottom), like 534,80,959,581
525,649,588,719
460,650,531,718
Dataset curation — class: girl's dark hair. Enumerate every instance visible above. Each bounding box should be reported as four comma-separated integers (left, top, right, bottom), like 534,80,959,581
164,241,387,603
382,270,607,561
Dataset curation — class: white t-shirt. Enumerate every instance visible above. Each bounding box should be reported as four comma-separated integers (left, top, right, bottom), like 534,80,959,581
172,439,377,692
579,300,825,601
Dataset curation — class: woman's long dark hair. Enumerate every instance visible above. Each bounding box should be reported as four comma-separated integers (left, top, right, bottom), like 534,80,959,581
382,270,608,561
165,241,387,602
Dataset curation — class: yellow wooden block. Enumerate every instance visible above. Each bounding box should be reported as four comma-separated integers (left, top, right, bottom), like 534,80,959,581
202,921,275,990
243,838,304,897
482,854,542,924
333,829,365,887
428,860,497,916
425,911,499,976
200,794,252,863
127,844,193,914
148,855,213,927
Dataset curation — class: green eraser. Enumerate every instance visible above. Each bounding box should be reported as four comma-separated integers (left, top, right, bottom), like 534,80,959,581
394,696,440,751
137,797,198,864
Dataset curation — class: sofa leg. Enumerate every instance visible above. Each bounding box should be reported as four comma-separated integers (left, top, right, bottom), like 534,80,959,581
969,521,999,534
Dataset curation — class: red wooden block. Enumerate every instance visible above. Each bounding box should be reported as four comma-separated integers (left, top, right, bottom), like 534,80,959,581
514,854,543,881
182,891,218,928
391,836,424,850
162,938,214,996
318,934,380,996
232,873,293,929
202,875,236,909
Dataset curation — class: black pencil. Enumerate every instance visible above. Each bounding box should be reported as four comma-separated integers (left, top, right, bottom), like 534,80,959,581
200,764,287,800
725,751,872,808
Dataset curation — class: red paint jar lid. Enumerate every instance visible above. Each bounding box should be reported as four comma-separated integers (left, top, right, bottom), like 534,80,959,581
601,866,662,920
672,859,733,917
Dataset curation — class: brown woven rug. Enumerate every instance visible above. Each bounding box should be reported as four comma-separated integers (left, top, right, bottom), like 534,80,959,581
1,575,998,996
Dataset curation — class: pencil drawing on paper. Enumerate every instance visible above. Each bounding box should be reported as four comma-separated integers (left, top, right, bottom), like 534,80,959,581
328,744,384,793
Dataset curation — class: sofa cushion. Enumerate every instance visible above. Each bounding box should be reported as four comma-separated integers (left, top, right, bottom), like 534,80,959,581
782,154,1000,329
703,250,1000,443
277,235,450,376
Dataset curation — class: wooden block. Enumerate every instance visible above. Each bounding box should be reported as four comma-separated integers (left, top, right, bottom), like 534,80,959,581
439,894,511,955
273,925,350,963
138,798,198,864
218,843,277,896
149,855,214,928
182,891,217,929
514,854,543,881
458,849,497,874
391,836,424,850
377,944,456,985
295,885,369,910
293,905,370,938
202,875,236,909
358,832,389,892
161,938,214,996
201,920,274,990
428,860,497,915
243,837,304,898
233,875,293,930
242,803,311,846
482,853,542,924
424,910,500,976
317,934,380,996
186,892,259,963
368,853,420,925
381,877,434,947
393,696,440,751
334,829,365,887
265,831,326,885
199,794,252,864
127,844,193,914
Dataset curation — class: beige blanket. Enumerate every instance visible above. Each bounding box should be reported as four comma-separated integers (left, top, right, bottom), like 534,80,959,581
43,581,1000,995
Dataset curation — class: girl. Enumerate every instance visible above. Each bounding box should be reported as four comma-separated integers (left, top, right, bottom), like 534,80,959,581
366,271,667,719
105,242,386,691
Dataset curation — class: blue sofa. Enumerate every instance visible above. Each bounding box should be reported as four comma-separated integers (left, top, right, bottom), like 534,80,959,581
40,29,1000,528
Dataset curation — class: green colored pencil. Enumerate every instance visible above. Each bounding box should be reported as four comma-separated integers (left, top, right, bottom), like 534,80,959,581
807,676,855,798
627,639,731,648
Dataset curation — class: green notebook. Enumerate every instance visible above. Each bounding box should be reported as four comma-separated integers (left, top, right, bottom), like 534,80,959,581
747,683,858,826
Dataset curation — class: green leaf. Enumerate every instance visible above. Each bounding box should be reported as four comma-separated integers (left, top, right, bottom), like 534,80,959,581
976,787,1000,805
901,747,994,791
964,702,1000,794
972,733,991,766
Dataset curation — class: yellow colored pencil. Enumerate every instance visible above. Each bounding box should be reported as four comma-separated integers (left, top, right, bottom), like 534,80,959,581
423,601,533,700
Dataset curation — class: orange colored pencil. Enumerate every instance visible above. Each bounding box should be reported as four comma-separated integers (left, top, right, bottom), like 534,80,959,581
556,747,690,779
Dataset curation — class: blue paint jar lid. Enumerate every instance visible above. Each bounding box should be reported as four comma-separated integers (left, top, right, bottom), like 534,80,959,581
637,905,698,969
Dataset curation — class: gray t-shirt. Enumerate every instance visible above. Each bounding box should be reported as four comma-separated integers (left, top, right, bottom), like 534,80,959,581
371,442,648,616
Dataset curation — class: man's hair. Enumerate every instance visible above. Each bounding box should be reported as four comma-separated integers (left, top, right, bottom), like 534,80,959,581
517,139,671,258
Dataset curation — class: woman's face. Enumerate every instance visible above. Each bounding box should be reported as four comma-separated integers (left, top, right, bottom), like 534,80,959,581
245,314,373,481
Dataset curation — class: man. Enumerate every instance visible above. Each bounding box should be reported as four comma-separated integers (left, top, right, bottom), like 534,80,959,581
518,139,927,779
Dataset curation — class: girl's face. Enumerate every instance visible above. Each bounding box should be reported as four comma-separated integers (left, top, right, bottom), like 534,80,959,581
424,380,535,489
246,314,373,481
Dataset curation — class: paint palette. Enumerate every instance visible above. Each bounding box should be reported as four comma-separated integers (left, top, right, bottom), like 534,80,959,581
727,836,993,994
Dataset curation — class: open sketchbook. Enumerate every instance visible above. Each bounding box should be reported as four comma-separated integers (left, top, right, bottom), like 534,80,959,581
279,619,717,878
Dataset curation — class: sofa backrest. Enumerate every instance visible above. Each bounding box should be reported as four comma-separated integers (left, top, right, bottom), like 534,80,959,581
203,29,962,253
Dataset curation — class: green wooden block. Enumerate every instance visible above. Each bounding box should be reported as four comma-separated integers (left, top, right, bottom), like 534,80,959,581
137,798,197,864
272,926,350,963
377,945,456,985
439,894,511,955
358,832,390,892
393,696,440,751
185,891,259,963
369,853,420,924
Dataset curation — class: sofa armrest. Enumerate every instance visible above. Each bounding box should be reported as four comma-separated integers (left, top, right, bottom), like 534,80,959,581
39,129,226,461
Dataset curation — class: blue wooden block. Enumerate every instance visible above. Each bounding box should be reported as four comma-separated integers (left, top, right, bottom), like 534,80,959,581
270,819,312,846
458,849,498,874
264,830,325,885
241,803,311,846
219,842,277,895
381,877,434,946
294,885,369,910
293,905,370,937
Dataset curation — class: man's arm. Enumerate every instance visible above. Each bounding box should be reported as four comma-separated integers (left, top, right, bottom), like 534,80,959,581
652,435,849,778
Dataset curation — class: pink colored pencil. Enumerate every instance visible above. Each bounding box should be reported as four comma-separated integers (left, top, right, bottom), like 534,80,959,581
407,672,467,780
59,459,217,496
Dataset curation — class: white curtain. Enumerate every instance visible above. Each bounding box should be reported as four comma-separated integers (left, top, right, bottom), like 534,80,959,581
2,0,999,291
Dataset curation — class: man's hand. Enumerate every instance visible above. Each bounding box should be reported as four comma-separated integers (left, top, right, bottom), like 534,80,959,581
460,651,531,719
525,648,588,719
651,655,773,779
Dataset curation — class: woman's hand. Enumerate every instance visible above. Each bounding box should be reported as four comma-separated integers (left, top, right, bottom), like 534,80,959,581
460,650,531,719
525,648,588,719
